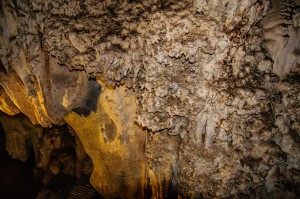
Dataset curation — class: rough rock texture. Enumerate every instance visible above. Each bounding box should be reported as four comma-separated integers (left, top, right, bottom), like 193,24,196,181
1,0,300,198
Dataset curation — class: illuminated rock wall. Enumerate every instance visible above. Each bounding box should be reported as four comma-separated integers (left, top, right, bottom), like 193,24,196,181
1,0,300,198
65,84,146,198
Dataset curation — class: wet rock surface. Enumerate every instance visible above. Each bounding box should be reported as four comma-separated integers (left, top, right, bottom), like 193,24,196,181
0,0,300,198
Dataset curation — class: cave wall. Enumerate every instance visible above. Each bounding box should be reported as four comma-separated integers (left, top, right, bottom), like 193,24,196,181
65,84,146,198
0,114,93,185
0,0,300,198
0,114,42,162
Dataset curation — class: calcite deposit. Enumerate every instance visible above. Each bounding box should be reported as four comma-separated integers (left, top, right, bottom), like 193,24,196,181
0,0,300,198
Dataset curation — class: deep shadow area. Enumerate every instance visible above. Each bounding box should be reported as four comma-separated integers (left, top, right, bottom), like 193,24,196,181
73,80,102,117
0,116,103,199
0,122,42,199
36,173,104,199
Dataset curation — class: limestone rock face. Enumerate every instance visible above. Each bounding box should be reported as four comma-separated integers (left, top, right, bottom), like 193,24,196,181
65,84,146,198
1,0,300,198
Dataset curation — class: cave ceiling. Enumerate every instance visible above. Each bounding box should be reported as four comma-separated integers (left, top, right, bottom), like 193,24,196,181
0,0,300,198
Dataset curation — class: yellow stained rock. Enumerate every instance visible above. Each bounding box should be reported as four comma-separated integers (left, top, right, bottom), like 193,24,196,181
64,83,146,199
0,92,20,115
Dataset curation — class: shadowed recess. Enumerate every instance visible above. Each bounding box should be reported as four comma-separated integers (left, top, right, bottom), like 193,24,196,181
0,60,6,73
73,80,101,117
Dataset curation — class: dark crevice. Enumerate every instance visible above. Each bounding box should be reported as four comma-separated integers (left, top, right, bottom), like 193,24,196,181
0,60,7,74
73,80,102,117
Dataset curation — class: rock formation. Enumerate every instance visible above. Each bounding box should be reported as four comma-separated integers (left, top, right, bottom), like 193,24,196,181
0,0,300,198
0,113,93,184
